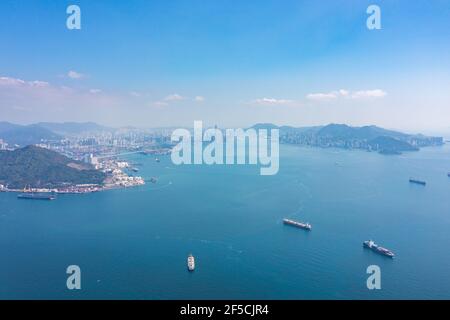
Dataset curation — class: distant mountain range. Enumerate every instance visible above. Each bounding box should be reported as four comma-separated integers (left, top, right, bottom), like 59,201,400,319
0,121,111,147
0,121,445,154
0,145,105,189
36,122,112,134
0,121,23,132
0,122,62,147
252,123,443,154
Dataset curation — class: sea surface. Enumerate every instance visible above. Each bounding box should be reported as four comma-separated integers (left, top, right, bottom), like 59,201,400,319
1,144,450,299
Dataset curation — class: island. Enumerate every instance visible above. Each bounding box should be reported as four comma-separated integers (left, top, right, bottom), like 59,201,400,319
253,123,443,154
0,145,144,193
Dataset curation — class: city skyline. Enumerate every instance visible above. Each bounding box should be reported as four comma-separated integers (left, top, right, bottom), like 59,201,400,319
1,0,449,133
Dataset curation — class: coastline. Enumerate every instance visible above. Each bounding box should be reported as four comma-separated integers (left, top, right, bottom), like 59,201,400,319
0,182,145,195
0,155,147,195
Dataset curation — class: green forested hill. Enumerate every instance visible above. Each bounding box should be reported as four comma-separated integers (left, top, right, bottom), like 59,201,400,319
0,145,105,189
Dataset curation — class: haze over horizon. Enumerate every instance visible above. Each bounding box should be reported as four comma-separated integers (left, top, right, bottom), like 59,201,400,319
1,0,449,133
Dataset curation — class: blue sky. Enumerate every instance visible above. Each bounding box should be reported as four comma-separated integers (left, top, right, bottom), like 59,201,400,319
0,0,449,132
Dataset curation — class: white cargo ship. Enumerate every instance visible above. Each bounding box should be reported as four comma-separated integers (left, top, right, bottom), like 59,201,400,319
187,254,195,271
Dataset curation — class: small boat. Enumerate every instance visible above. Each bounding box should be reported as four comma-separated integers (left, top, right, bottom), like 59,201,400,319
17,193,56,200
409,178,426,186
187,254,195,271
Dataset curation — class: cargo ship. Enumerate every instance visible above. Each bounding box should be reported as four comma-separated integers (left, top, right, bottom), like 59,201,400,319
17,193,56,200
363,240,395,258
409,178,426,186
187,254,195,271
283,218,312,231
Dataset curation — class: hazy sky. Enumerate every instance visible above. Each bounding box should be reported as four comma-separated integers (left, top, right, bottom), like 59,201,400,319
0,0,449,132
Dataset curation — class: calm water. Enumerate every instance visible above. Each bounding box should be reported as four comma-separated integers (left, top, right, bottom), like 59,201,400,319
1,144,450,299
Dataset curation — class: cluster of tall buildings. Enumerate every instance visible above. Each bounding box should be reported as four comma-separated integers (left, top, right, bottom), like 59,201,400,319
0,139,9,150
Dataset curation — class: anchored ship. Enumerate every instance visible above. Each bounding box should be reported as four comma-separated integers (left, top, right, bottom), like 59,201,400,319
17,193,56,200
363,240,395,258
409,178,426,186
187,254,195,271
283,218,312,231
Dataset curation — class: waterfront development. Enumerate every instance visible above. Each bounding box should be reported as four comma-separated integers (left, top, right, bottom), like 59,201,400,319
0,156,146,194
1,143,449,299
0,122,174,194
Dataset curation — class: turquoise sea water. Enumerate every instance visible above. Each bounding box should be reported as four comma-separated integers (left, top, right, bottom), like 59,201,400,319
1,144,450,299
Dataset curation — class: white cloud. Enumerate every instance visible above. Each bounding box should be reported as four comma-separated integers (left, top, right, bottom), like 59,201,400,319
0,76,50,88
30,81,50,87
151,93,187,108
0,75,120,116
307,89,387,101
251,97,294,106
130,91,141,97
164,93,185,101
67,70,84,79
0,76,26,86
351,89,387,99
0,77,26,86
339,89,349,97
306,92,338,101
153,93,205,106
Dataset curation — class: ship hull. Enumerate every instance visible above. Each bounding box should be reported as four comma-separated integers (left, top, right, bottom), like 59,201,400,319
283,219,312,231
363,242,394,258
17,194,56,200
409,179,426,186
